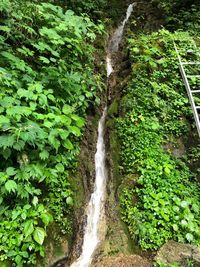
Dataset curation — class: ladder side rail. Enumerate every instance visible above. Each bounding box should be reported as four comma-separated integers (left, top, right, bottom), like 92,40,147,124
174,41,200,137
179,64,200,137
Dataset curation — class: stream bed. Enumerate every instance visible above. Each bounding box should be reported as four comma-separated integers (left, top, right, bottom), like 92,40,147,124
70,4,134,267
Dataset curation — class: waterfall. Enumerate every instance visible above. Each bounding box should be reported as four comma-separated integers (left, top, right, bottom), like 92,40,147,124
108,3,134,53
70,4,134,267
70,108,107,267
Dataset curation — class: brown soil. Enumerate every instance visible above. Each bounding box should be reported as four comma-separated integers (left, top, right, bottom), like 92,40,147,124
94,255,152,267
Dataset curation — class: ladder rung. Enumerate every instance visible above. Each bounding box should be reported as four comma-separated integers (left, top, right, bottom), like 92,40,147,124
187,75,200,78
177,49,200,54
181,62,200,65
195,106,200,109
191,90,200,93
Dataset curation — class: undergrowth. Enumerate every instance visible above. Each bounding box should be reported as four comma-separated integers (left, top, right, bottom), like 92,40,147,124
117,29,200,250
0,0,104,265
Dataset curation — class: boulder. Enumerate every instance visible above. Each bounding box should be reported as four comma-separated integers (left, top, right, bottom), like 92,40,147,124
155,240,200,266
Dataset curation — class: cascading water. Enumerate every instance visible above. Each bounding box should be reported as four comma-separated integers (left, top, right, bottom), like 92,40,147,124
108,3,134,53
70,108,107,267
70,4,134,267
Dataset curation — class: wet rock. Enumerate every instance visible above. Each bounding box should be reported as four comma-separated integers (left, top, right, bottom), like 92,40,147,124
37,224,69,267
94,255,151,267
155,240,200,266
162,137,186,158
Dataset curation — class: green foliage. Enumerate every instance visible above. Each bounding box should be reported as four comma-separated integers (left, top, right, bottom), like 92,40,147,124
155,259,195,267
155,263,180,267
0,0,104,265
0,204,53,265
116,30,200,250
150,0,200,34
66,0,107,17
151,0,198,15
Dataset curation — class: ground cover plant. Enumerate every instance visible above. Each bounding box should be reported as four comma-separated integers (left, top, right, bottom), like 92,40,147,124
117,29,200,250
0,0,104,265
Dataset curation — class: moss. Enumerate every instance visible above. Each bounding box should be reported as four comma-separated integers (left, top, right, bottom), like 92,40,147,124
110,128,121,187
0,261,12,267
69,172,85,210
37,224,70,267
108,99,119,117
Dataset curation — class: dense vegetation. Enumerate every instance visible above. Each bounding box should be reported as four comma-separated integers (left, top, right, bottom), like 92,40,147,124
0,0,200,266
0,0,105,265
115,0,200,255
118,30,200,250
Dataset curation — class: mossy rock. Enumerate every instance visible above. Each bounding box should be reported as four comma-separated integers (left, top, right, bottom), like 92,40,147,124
37,224,71,267
108,99,119,117
106,118,115,129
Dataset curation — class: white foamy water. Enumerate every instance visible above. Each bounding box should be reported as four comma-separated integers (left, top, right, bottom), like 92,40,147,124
106,56,113,77
70,4,134,267
70,108,107,267
109,3,134,53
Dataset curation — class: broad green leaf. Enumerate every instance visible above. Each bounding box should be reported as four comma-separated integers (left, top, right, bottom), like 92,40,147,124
23,220,34,238
17,88,34,100
0,115,10,125
151,122,160,130
21,213,27,220
86,92,93,98
172,224,178,231
5,180,17,193
192,203,199,213
62,104,72,115
2,148,11,160
47,94,55,101
13,140,25,151
12,209,21,220
24,204,31,210
63,139,74,150
15,255,22,266
39,94,48,106
180,201,188,208
71,114,85,128
32,196,38,206
164,166,171,175
33,227,46,245
56,163,64,172
66,196,73,206
19,251,29,258
40,213,53,226
59,130,69,140
0,135,15,149
39,150,49,160
186,233,194,242
181,219,187,226
48,133,60,150
44,121,53,128
39,56,50,64
69,126,81,137
6,167,17,176
0,25,11,32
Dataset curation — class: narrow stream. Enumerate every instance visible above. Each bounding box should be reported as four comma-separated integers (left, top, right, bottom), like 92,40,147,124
108,3,134,53
70,4,134,267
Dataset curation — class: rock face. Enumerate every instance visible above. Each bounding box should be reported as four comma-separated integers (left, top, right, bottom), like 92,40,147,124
94,255,151,267
37,224,69,267
156,241,200,266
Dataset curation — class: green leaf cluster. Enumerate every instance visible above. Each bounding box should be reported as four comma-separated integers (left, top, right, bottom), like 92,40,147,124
0,0,104,265
116,30,200,250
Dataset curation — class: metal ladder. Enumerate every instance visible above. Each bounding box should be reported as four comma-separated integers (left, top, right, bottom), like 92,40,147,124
174,39,200,136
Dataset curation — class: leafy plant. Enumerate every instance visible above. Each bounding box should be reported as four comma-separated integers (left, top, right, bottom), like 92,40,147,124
0,0,104,265
115,29,200,250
